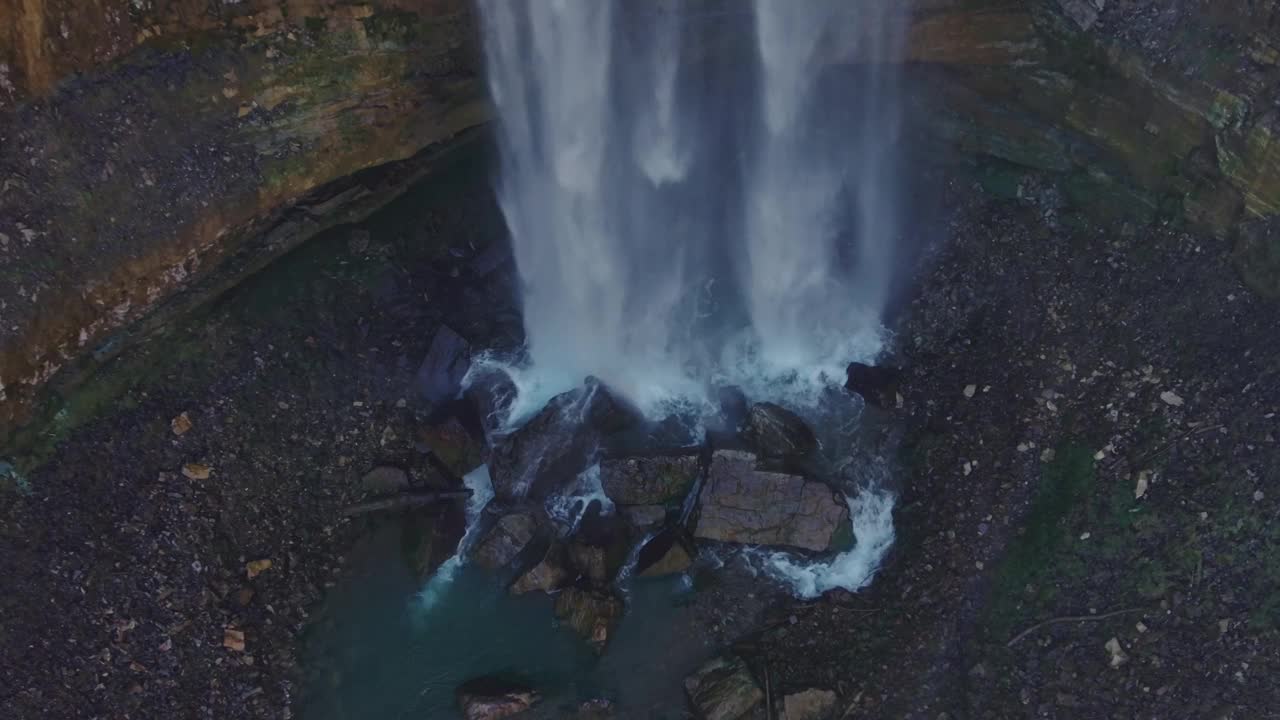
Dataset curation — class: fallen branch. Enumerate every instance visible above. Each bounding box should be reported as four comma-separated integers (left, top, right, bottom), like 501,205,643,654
1006,608,1144,647
342,489,472,517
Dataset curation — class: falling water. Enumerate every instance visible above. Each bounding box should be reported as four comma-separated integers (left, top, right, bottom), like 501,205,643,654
478,0,906,409
477,0,907,594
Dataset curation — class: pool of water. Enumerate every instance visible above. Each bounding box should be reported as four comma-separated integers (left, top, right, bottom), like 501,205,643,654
299,522,717,719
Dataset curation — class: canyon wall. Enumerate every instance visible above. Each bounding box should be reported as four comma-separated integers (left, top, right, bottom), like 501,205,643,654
0,0,487,436
1,0,1276,440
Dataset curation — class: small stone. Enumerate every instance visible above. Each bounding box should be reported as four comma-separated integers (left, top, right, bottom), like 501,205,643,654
1135,621,1148,633
181,463,211,480
1040,448,1056,463
963,384,977,399
245,559,273,579
1219,618,1230,634
1079,532,1091,540
1135,470,1151,500
170,412,192,436
1159,391,1185,407
962,462,972,476
1105,637,1128,668
1254,490,1265,502
783,688,838,720
975,560,984,570
223,628,246,652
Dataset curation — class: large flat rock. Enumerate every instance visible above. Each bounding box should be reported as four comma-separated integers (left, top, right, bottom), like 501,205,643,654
599,450,701,506
694,449,848,552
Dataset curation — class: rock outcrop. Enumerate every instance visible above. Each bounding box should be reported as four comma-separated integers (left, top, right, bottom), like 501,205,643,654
554,586,624,654
635,528,694,578
509,542,572,596
742,403,818,458
684,655,764,720
782,688,838,720
456,676,540,720
489,379,641,501
0,0,488,438
599,450,701,506
694,449,849,552
471,513,538,570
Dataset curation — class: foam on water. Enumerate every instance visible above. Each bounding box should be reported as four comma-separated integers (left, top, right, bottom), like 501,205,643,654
761,488,896,598
416,465,494,612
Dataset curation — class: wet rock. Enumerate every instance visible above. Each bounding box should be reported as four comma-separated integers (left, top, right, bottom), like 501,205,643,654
844,362,902,410
717,385,750,429
568,505,632,583
694,449,849,552
742,403,817,457
635,528,694,578
456,676,540,720
570,698,615,719
472,513,538,570
416,325,471,411
361,466,409,494
783,688,838,720
489,379,640,500
623,504,667,529
554,586,623,653
419,415,485,479
684,655,764,720
464,368,519,441
599,450,701,505
510,543,572,595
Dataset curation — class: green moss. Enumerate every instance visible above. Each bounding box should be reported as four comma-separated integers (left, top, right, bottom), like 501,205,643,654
983,443,1096,638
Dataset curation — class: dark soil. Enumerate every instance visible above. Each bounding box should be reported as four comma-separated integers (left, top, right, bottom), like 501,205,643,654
0,145,518,720
755,172,1280,718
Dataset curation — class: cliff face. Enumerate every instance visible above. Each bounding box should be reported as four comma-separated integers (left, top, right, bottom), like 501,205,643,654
900,0,1280,291
1,0,1276,439
0,0,487,436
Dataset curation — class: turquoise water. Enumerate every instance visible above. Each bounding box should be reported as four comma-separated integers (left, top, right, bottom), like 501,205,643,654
299,523,709,719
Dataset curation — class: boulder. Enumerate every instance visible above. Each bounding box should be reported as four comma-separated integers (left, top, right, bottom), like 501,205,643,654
489,379,641,501
568,504,632,584
456,676,540,720
599,450,702,506
360,466,409,494
464,368,519,441
510,543,572,595
693,449,849,552
783,688,838,720
844,362,902,410
635,529,694,578
742,403,817,458
684,655,763,720
471,513,538,570
416,325,471,411
622,505,668,529
554,587,623,653
419,415,484,479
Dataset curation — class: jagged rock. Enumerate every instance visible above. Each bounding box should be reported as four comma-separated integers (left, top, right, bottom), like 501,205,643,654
569,698,615,719
456,676,540,720
568,505,632,583
471,513,538,570
635,529,694,578
742,403,817,457
360,466,409,494
510,543,572,595
489,379,641,501
684,655,764,720
783,688,838,720
416,325,471,411
419,415,484,479
554,587,623,653
623,505,667,529
599,450,702,505
844,362,902,410
464,368,519,441
693,449,849,552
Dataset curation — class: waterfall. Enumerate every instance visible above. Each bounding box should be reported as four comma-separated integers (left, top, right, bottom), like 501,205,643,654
416,465,495,612
477,0,906,411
